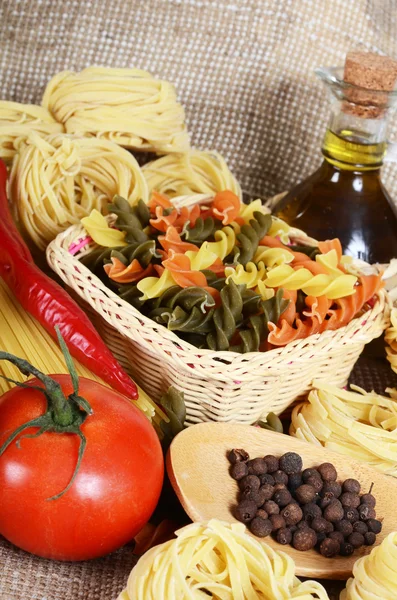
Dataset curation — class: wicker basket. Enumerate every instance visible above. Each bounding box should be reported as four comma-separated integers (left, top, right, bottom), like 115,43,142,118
46,196,391,425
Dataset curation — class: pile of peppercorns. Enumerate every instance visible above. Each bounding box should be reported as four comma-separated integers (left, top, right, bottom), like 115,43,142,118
228,449,382,558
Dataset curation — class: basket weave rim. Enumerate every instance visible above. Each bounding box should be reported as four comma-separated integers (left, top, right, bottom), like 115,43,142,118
47,217,389,368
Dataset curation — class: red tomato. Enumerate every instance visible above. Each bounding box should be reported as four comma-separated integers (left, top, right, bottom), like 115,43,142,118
0,376,164,561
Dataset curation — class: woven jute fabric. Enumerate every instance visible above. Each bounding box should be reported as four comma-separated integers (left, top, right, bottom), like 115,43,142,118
1,1,397,599
1,0,397,201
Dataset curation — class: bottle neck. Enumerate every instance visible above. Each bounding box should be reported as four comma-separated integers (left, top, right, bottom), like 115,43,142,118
321,107,388,171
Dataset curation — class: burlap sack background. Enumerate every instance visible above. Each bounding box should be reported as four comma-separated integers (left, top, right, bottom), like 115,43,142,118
1,1,397,598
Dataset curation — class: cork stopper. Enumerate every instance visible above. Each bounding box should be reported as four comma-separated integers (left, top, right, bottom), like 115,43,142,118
342,51,397,118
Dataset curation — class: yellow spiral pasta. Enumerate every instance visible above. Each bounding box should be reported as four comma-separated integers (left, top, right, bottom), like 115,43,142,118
142,150,242,199
340,532,397,600
290,381,397,477
238,199,269,223
0,100,63,165
118,520,330,600
385,307,397,374
185,245,218,271
205,227,236,261
137,270,175,301
42,67,189,154
81,210,127,248
10,132,148,249
263,265,357,299
254,247,295,268
225,261,266,289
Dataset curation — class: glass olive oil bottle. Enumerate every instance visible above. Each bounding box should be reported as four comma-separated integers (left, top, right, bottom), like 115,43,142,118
273,52,397,265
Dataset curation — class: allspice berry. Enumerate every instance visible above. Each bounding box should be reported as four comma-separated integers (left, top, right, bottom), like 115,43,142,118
328,531,345,545
323,500,344,523
228,448,249,464
366,519,382,534
358,504,376,521
348,532,365,549
340,542,355,556
292,528,317,551
295,484,316,504
302,468,320,482
273,470,289,485
343,479,361,494
263,455,279,473
305,475,323,494
321,482,342,500
320,538,340,558
340,492,360,509
235,500,258,523
258,483,275,502
281,503,303,526
230,462,248,480
361,492,376,507
239,475,260,493
276,527,293,545
279,452,303,475
260,474,275,486
250,517,272,538
317,463,338,482
270,514,286,531
247,458,267,476
352,521,368,535
364,531,376,546
344,508,359,523
311,517,329,534
273,488,292,508
335,520,353,537
256,509,268,520
263,500,279,516
289,473,303,492
302,502,322,522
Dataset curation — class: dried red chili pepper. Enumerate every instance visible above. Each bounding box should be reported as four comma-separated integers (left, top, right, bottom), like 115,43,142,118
0,159,138,399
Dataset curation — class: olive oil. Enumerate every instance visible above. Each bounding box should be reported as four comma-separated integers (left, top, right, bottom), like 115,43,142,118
275,128,397,264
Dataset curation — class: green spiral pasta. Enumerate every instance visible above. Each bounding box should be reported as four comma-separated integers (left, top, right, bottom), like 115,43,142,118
230,211,272,265
206,280,244,351
148,286,216,332
232,290,289,353
182,216,220,245
108,195,150,245
201,270,226,291
107,240,157,269
168,305,215,334
289,244,320,259
118,283,146,309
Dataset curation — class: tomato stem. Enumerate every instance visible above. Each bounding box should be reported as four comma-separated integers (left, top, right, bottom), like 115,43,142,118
0,327,93,500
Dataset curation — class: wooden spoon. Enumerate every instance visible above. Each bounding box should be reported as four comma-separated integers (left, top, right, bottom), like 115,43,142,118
167,422,397,580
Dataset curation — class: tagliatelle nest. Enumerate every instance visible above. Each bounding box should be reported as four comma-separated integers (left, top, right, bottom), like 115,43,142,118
9,132,149,250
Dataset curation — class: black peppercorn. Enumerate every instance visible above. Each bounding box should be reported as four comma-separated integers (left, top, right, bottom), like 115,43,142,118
239,475,261,493
235,500,258,523
264,455,279,473
273,488,292,508
302,502,322,522
295,484,316,504
328,531,345,545
249,517,272,538
319,538,340,558
334,519,353,537
292,528,317,551
228,448,249,464
288,472,303,492
276,527,293,545
247,458,268,476
344,508,359,523
317,463,338,482
302,468,321,482
256,509,268,520
340,542,355,556
364,532,376,546
279,452,303,475
305,475,323,494
366,519,382,534
352,521,368,535
358,504,376,521
321,481,342,500
311,517,329,534
260,474,275,486
273,470,289,485
340,492,360,509
348,532,365,548
323,500,344,523
281,503,303,526
270,514,287,531
230,462,248,481
263,500,279,515
342,479,361,494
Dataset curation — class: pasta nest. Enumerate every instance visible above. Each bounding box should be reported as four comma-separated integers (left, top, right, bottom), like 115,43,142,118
290,381,397,477
42,67,190,154
142,150,242,199
341,532,397,599
10,132,148,250
0,101,63,165
117,519,330,600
